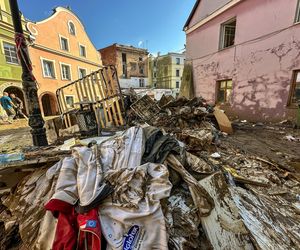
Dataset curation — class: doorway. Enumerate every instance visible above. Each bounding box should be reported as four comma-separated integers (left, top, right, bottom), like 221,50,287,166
41,93,58,116
4,86,27,115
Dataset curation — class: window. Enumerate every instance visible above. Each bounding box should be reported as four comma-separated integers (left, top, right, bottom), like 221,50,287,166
79,68,87,78
176,69,180,77
154,72,157,78
3,42,18,64
289,70,300,105
139,65,144,75
220,18,236,49
42,59,55,78
139,57,143,62
153,61,157,67
130,62,137,72
139,78,145,87
122,53,127,63
176,58,180,65
217,79,233,103
122,53,127,78
60,37,69,51
65,96,74,109
68,21,76,35
176,81,180,88
79,45,86,57
61,64,71,80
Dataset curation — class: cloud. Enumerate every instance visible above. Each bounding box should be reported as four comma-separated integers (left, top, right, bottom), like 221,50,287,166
138,41,143,47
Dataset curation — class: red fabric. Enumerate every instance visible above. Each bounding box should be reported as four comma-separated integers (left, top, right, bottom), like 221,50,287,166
45,199,73,218
78,209,101,250
45,199,78,250
45,200,101,250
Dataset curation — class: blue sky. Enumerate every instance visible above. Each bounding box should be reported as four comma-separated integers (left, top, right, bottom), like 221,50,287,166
19,0,195,55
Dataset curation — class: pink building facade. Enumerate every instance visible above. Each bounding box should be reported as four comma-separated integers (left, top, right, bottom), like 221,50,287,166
185,0,300,121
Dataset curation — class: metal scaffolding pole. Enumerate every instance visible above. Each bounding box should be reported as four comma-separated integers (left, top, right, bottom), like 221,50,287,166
9,0,48,146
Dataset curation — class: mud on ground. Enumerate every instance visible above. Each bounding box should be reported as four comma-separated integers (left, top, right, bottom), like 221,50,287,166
221,123,300,172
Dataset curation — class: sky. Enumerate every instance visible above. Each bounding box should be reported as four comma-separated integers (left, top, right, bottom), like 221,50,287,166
18,0,196,55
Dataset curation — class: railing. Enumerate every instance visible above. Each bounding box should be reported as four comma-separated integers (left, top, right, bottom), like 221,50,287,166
56,65,125,129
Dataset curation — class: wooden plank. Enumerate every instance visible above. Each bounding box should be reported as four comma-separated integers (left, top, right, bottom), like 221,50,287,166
90,73,98,101
230,186,300,250
99,70,114,123
60,90,71,127
213,108,233,134
78,79,86,100
85,76,94,101
199,172,254,250
94,72,109,125
75,81,81,101
107,67,124,125
102,68,119,125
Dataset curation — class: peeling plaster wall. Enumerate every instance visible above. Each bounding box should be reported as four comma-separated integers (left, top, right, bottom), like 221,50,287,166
186,0,300,121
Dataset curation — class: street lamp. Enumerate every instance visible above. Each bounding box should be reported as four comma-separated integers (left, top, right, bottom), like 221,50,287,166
9,0,48,146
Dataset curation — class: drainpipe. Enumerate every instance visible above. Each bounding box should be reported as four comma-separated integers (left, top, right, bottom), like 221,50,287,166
9,0,48,146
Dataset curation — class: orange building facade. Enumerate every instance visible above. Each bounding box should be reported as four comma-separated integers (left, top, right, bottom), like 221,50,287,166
27,7,102,116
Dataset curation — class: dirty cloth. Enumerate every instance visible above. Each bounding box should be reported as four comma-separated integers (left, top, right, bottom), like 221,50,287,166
1,166,59,250
163,186,209,250
44,146,109,249
46,126,171,250
142,126,181,164
100,163,172,250
47,145,108,208
96,127,171,249
166,154,214,217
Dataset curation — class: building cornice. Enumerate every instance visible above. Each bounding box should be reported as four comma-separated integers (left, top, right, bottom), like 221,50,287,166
185,0,243,34
116,47,149,54
0,22,30,36
0,77,21,82
30,44,102,67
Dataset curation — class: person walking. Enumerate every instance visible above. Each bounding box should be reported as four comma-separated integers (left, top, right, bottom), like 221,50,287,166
0,95,8,124
0,92,16,124
10,93,28,120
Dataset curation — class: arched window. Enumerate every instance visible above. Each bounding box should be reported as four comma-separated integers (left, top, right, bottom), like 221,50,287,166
68,21,76,35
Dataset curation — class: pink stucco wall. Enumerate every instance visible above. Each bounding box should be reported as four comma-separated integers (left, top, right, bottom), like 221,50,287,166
186,0,300,121
189,0,231,28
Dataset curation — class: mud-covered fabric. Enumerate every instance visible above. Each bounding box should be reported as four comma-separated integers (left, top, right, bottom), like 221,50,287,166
142,126,181,164
1,166,59,250
99,163,172,250
95,127,172,249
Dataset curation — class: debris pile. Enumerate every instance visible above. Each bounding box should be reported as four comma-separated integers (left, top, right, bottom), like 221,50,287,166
129,95,215,131
0,94,299,250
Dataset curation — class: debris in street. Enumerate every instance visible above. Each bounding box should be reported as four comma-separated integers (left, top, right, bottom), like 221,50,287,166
0,153,24,163
199,172,254,250
210,152,221,159
213,108,233,134
0,94,299,249
284,135,300,142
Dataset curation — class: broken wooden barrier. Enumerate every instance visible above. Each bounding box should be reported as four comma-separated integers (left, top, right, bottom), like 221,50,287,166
199,172,254,250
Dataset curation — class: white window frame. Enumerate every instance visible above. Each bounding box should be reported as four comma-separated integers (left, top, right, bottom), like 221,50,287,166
2,41,19,65
176,58,180,65
59,34,70,52
68,20,76,35
78,66,87,79
139,78,145,87
65,95,75,109
219,17,236,50
79,43,87,57
176,69,180,77
40,57,56,79
59,62,72,81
